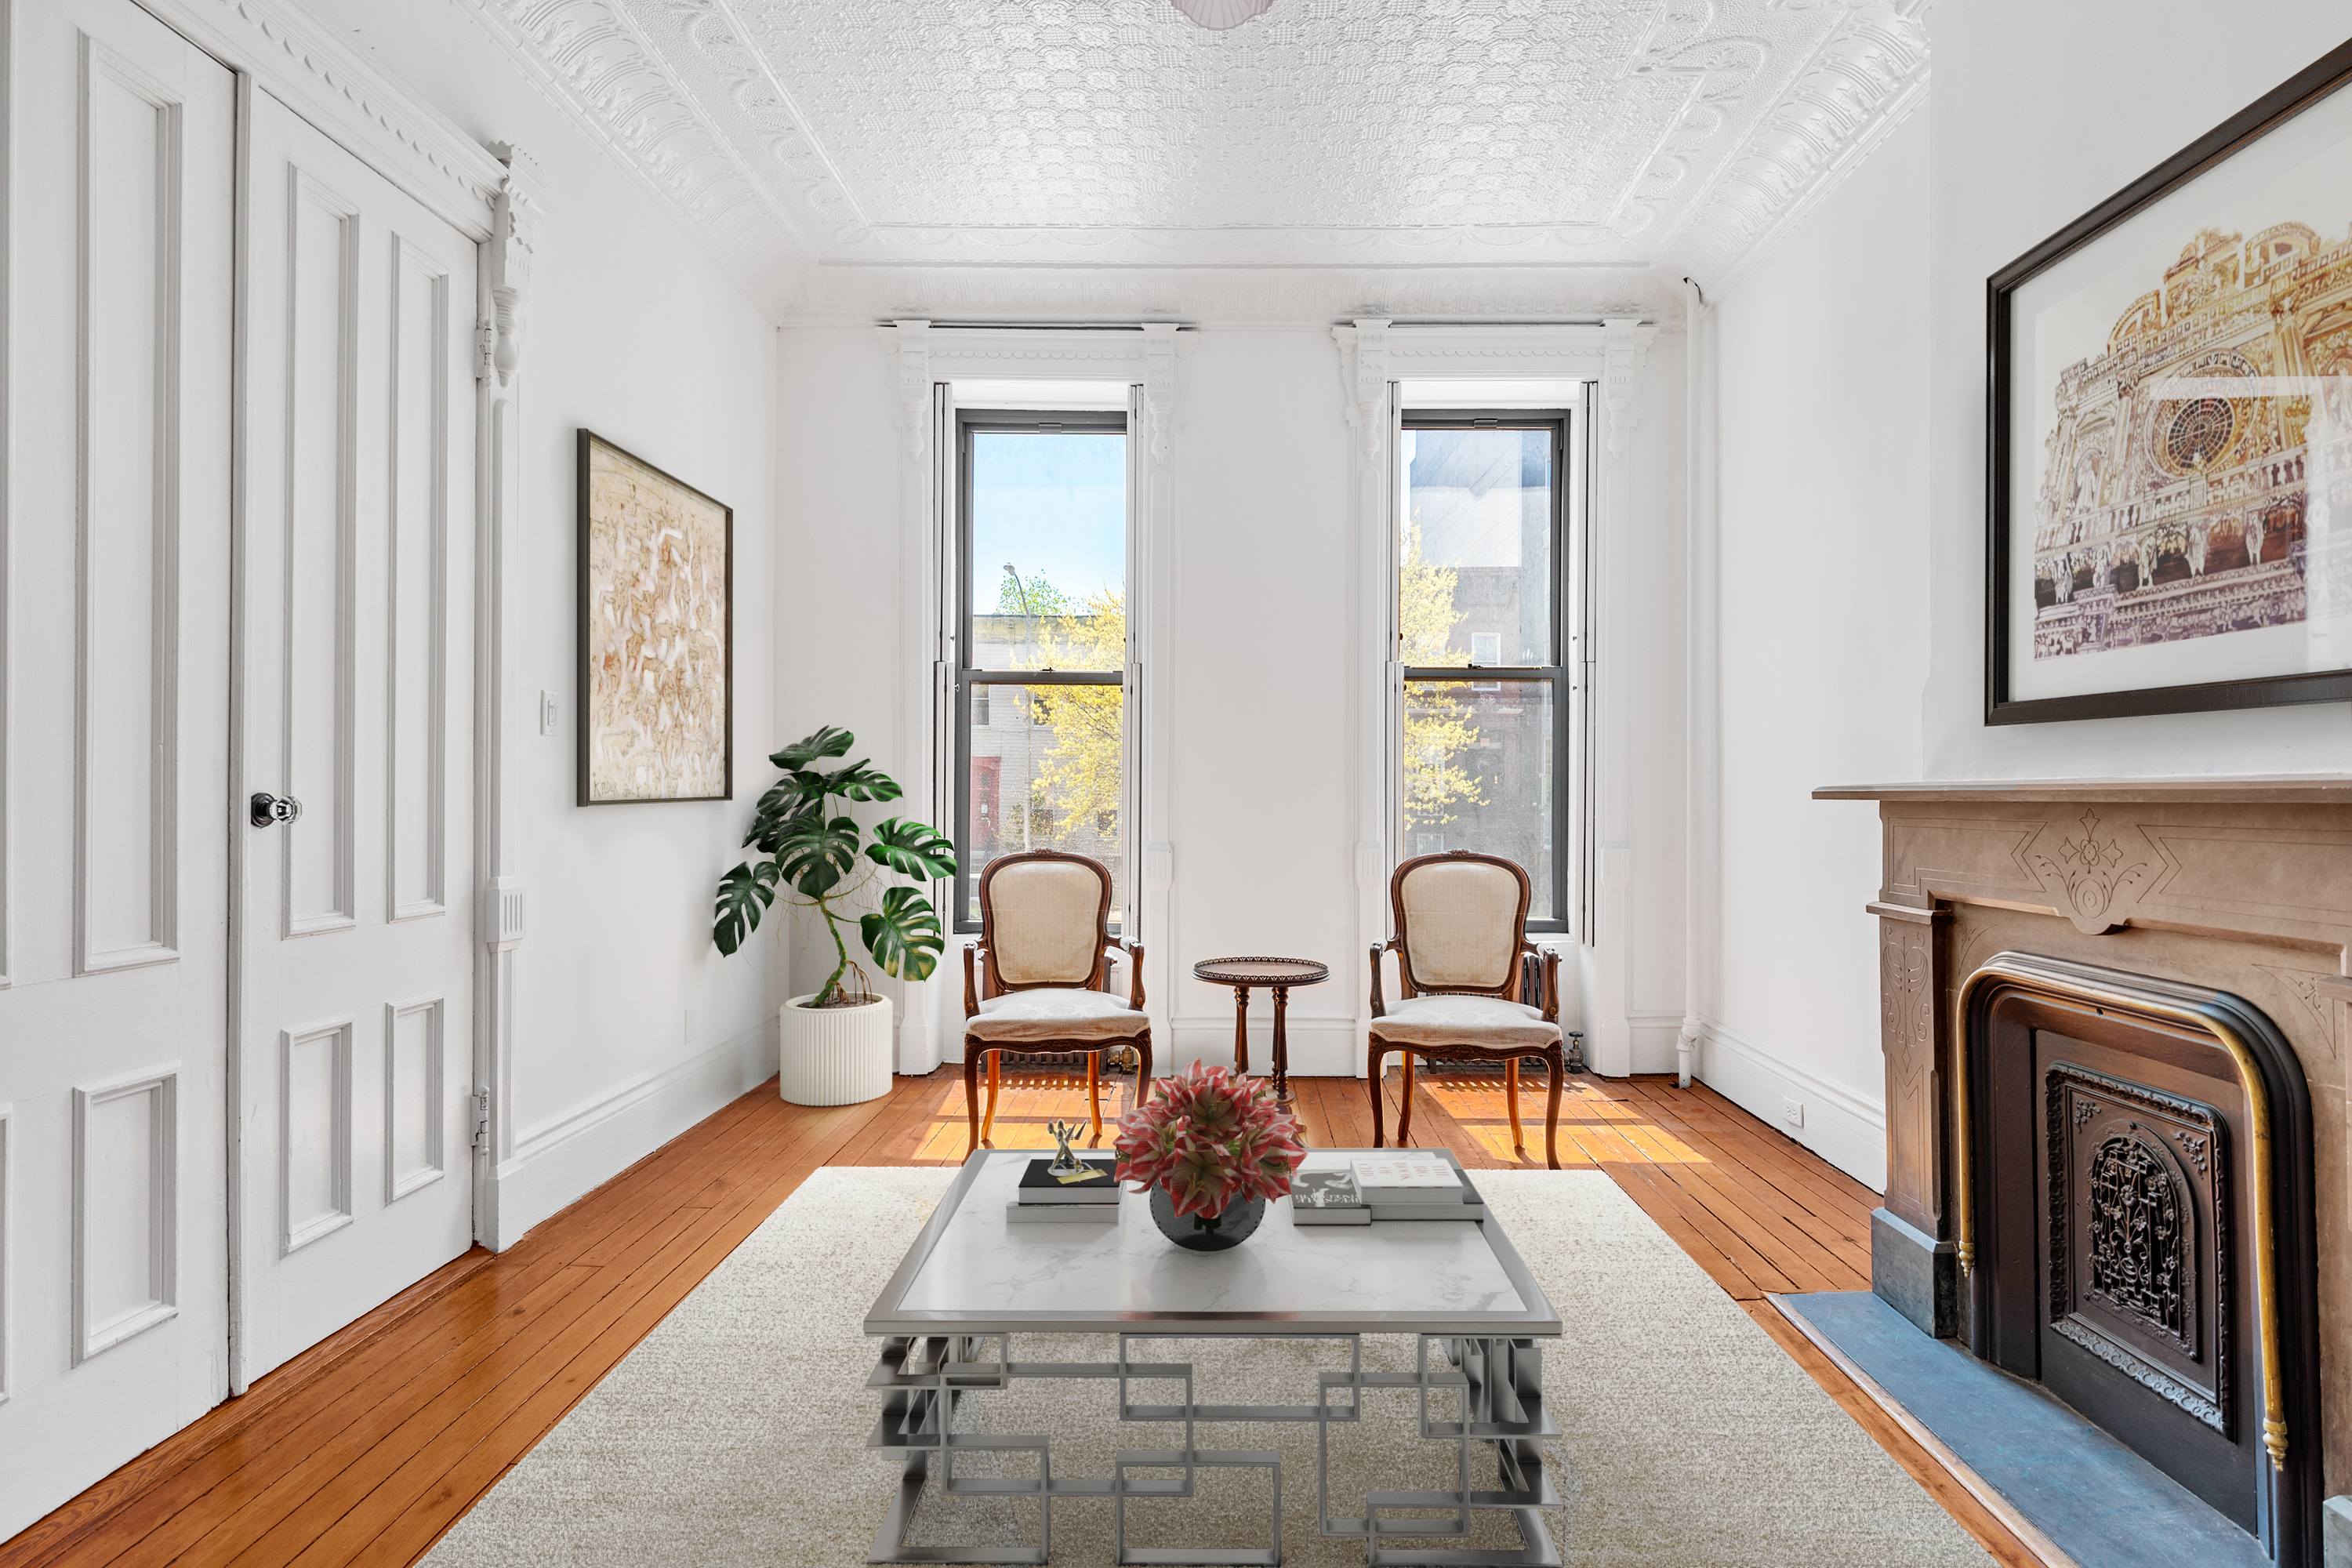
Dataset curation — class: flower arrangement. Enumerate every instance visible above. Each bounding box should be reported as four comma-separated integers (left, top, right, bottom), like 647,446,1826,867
1114,1062,1306,1223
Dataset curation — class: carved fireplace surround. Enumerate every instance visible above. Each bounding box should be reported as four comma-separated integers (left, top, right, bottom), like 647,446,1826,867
1817,777,2352,1553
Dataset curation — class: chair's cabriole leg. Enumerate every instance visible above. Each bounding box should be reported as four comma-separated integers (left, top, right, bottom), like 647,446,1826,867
1398,1052,1417,1146
982,1050,1001,1145
1135,1031,1153,1109
1087,1051,1103,1142
963,1044,982,1155
1544,1044,1564,1171
1368,1044,1388,1148
1505,1057,1524,1153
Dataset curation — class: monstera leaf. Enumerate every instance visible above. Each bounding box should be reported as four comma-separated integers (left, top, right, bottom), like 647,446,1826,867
710,858,781,956
866,818,958,881
777,812,860,897
820,760,903,803
861,885,945,982
769,726,853,771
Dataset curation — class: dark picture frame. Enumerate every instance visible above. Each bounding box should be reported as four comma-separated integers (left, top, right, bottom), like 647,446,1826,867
576,430,733,804
1987,38,2352,724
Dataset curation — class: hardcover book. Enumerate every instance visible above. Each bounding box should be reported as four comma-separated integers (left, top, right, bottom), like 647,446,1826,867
1017,1158,1121,1203
1349,1156,1466,1204
1004,1200,1121,1223
1288,1164,1370,1225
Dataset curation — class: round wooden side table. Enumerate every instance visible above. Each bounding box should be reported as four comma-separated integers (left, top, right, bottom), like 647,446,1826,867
1190,956,1330,1101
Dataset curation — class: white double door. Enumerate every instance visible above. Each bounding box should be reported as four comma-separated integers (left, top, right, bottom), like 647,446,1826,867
0,0,481,1532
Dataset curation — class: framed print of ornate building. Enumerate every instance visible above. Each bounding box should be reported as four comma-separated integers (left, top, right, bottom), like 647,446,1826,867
1988,39,2352,724
577,430,734,803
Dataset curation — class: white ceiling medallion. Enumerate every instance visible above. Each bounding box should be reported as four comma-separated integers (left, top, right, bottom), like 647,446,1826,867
1170,0,1275,28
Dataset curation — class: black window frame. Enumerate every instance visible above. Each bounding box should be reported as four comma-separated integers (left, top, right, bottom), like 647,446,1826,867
953,407,1130,936
1399,408,1573,934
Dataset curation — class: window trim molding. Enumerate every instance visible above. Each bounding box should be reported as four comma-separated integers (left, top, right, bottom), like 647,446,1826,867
880,322,1189,1072
1333,318,1655,1074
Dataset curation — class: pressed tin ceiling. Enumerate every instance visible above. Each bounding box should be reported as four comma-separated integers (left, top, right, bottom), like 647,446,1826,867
459,0,1930,317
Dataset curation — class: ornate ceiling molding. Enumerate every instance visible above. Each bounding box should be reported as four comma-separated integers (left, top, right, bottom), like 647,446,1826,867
456,0,1931,317
1661,0,1931,290
454,0,811,313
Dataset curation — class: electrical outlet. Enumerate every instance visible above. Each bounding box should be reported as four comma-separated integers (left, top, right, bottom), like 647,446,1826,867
539,689,559,736
1780,1097,1805,1129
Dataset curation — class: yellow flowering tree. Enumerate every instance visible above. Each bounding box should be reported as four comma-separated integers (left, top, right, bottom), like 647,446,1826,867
1399,517,1483,837
1033,585,1126,840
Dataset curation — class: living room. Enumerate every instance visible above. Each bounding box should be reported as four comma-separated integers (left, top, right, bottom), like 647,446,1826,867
3,1,2350,1564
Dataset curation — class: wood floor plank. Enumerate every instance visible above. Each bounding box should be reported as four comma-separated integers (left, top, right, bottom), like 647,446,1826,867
7,1069,2025,1568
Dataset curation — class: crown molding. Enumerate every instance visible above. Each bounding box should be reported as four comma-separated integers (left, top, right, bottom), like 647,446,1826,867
1661,0,1932,292
136,0,506,239
452,0,809,318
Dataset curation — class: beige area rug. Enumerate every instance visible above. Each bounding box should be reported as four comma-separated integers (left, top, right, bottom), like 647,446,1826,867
423,1168,1989,1567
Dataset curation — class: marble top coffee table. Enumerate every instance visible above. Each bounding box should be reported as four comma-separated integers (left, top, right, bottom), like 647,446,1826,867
862,1149,1563,1566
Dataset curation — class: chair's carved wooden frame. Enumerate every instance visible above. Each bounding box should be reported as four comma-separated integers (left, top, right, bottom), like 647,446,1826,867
962,849,1152,1152
1368,851,1565,1169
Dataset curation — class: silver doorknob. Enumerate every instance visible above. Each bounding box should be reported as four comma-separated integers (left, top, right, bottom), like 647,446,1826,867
249,792,303,828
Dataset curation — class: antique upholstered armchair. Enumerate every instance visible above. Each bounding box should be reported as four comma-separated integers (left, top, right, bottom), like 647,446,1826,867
962,849,1152,1153
1367,851,1565,1168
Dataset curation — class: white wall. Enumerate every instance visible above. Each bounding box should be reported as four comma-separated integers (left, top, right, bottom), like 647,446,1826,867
1922,0,2352,780
1708,115,1931,1187
305,0,783,1242
771,321,1691,1088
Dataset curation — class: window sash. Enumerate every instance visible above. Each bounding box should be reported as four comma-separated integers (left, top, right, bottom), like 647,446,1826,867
953,408,1131,935
1399,410,1573,932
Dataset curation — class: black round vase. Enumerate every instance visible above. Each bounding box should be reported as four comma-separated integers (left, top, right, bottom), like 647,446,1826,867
1148,1187,1266,1251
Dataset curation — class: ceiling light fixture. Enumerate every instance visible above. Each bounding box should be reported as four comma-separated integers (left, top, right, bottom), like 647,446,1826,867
1170,0,1275,29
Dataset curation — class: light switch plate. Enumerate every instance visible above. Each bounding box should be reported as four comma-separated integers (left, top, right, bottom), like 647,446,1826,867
539,689,558,736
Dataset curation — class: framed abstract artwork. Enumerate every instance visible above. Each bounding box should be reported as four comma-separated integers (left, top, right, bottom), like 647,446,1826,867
577,430,732,804
1987,39,2352,724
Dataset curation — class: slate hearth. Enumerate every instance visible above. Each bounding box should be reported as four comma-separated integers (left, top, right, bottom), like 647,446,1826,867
1816,778,2352,1568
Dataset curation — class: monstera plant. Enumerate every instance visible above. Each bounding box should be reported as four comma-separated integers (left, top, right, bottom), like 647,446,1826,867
712,726,957,1008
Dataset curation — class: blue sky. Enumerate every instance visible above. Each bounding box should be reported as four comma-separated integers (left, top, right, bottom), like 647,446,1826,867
971,431,1125,612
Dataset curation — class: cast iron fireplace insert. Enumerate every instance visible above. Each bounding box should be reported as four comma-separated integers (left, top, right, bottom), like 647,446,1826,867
1963,954,2321,1563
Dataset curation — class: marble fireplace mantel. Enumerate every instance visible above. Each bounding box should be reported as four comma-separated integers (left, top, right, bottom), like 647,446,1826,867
1816,775,2352,1503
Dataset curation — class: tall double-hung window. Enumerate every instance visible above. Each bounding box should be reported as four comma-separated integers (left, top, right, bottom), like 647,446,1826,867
1399,411,1573,930
953,409,1129,933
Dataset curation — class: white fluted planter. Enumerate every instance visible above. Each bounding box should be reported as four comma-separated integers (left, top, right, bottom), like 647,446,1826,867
779,994,892,1106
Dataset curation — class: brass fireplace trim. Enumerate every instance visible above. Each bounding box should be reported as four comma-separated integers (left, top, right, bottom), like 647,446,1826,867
1954,953,2288,1465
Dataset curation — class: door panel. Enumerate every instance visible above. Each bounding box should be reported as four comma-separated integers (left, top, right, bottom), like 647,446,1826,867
235,89,477,1385
0,0,235,1537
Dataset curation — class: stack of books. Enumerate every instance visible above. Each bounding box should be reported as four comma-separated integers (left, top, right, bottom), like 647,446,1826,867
1288,1154,1370,1225
1005,1157,1123,1222
1352,1156,1478,1217
1287,1154,1487,1224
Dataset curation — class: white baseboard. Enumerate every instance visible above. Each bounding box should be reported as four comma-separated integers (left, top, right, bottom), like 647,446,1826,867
485,1017,780,1250
1625,1010,1685,1076
1696,1018,1886,1191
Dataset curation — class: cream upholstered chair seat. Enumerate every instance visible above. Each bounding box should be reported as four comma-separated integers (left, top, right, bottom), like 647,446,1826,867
968,988,1149,1042
1367,994,1560,1050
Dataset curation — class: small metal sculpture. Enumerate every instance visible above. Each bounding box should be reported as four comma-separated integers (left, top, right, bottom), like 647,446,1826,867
1047,1120,1085,1174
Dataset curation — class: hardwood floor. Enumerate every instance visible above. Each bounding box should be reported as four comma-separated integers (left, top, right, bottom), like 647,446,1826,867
5,1068,2035,1567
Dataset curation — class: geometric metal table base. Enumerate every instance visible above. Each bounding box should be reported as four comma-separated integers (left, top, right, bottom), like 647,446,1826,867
868,1332,1560,1566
